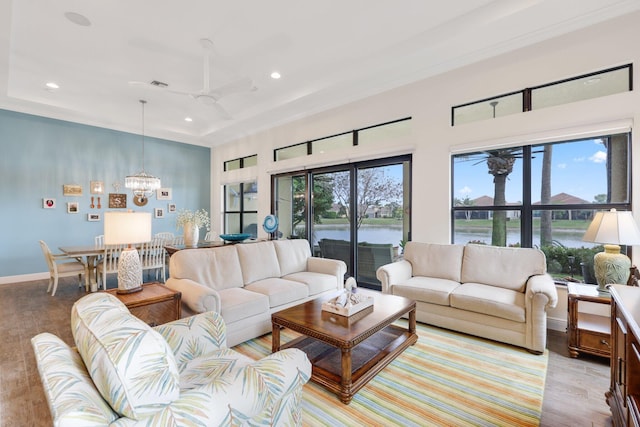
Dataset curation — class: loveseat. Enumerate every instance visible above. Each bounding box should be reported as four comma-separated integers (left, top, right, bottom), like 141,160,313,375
376,242,558,353
32,292,311,426
166,239,347,346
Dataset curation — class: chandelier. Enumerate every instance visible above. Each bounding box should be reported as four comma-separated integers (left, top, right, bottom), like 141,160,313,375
125,100,161,198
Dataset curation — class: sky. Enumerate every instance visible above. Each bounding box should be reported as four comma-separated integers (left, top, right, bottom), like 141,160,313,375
454,138,610,204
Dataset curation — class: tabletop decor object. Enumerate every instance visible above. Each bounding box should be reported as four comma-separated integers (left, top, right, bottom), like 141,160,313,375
263,214,279,239
322,289,373,317
176,208,210,247
104,211,151,294
582,208,640,292
219,233,251,242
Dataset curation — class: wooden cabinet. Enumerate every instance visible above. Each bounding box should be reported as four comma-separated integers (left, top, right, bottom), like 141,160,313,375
567,283,611,358
607,285,640,427
104,282,181,326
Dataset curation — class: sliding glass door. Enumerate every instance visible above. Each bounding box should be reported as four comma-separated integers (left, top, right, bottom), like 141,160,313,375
273,155,411,289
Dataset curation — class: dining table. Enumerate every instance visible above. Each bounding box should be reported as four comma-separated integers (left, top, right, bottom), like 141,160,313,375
59,245,105,292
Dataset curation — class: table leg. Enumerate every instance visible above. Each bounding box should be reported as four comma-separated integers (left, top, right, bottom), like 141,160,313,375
86,255,98,292
272,323,281,353
408,308,416,336
340,347,353,404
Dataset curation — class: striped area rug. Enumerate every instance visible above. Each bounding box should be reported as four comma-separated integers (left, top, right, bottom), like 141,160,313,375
233,321,548,427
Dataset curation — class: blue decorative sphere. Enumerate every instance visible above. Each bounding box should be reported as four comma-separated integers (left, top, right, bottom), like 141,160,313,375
263,215,279,233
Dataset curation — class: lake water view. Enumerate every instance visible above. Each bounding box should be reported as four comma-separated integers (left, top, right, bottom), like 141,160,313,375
312,224,598,249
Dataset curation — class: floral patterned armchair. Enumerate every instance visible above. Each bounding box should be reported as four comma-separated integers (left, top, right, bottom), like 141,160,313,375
31,293,311,426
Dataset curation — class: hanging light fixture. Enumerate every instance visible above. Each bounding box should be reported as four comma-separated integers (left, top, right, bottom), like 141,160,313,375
125,100,161,201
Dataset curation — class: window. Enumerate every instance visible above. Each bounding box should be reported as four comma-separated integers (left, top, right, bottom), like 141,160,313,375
273,155,411,290
223,181,258,237
452,64,632,126
224,154,257,171
273,117,411,161
452,132,631,281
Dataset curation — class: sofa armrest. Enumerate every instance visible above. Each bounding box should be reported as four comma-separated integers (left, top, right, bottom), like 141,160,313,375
376,260,413,294
126,348,312,426
31,333,119,426
525,274,558,309
307,256,347,289
153,311,227,362
166,277,221,313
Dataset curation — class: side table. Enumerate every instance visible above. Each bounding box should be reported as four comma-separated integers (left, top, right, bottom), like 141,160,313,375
104,282,181,326
567,282,611,358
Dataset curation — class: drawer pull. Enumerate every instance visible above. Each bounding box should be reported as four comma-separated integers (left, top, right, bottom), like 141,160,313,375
601,339,610,347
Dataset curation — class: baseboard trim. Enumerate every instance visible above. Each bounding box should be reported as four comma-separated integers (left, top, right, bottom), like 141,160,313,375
0,272,48,285
548,316,567,332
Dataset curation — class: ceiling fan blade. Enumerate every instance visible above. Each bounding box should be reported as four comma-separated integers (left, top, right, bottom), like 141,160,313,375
211,102,232,120
211,77,255,99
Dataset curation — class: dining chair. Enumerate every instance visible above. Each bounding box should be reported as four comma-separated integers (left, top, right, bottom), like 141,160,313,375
39,240,89,296
154,232,175,243
140,238,166,282
96,244,126,291
94,235,104,246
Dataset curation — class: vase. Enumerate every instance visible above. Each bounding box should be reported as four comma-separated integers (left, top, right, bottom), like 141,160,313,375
183,223,199,247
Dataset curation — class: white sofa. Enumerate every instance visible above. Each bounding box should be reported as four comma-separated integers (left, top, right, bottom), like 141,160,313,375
376,242,558,353
166,239,347,346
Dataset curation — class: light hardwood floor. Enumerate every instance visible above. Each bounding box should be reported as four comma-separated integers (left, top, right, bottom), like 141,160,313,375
0,278,612,426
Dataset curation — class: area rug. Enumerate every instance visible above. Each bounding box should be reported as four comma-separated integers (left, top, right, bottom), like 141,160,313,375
233,321,548,427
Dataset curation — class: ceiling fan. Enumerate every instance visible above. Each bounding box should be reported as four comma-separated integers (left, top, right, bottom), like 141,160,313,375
131,38,256,119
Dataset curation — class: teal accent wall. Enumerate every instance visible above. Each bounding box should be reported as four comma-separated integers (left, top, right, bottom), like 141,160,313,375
0,109,210,278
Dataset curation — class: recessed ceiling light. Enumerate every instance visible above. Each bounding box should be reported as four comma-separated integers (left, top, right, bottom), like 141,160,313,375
270,71,281,79
64,12,91,27
184,117,193,122
45,82,60,89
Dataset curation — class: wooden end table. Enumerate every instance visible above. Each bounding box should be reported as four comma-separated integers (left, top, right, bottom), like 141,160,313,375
567,282,611,358
271,289,417,404
104,282,181,326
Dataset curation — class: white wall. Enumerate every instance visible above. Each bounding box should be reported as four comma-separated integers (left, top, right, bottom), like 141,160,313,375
211,12,640,330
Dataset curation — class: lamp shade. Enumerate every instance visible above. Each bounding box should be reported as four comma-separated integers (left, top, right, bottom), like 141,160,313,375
104,211,151,245
582,209,640,246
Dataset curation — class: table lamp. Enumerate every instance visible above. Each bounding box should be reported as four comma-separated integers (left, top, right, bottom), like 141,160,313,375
582,208,640,292
104,211,151,294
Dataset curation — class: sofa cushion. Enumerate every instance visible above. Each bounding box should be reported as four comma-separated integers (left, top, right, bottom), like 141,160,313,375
388,276,460,306
274,239,312,276
71,293,180,420
244,278,309,308
237,241,282,284
405,242,464,282
460,244,546,292
450,283,525,322
283,271,336,296
170,246,244,290
217,287,270,324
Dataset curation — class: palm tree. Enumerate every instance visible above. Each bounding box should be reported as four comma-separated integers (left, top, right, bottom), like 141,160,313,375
485,150,517,246
540,145,553,247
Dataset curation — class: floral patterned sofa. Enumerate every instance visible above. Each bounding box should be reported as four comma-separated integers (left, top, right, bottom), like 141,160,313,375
31,292,311,426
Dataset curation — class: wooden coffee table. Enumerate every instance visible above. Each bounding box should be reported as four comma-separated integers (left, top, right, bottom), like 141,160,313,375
271,289,417,404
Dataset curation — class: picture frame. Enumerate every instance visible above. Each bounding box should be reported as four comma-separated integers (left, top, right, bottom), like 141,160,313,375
167,203,176,213
87,213,101,222
42,198,56,209
154,208,165,218
90,181,104,194
157,188,172,200
108,193,127,209
63,184,83,197
67,202,79,213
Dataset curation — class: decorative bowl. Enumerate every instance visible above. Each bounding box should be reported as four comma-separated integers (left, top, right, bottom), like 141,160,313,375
219,233,252,242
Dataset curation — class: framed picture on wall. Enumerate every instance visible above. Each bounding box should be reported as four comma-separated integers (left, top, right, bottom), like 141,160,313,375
168,203,176,213
90,181,104,194
63,184,83,196
154,208,165,218
42,198,56,209
87,213,101,222
108,193,127,208
67,202,79,213
157,188,172,200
